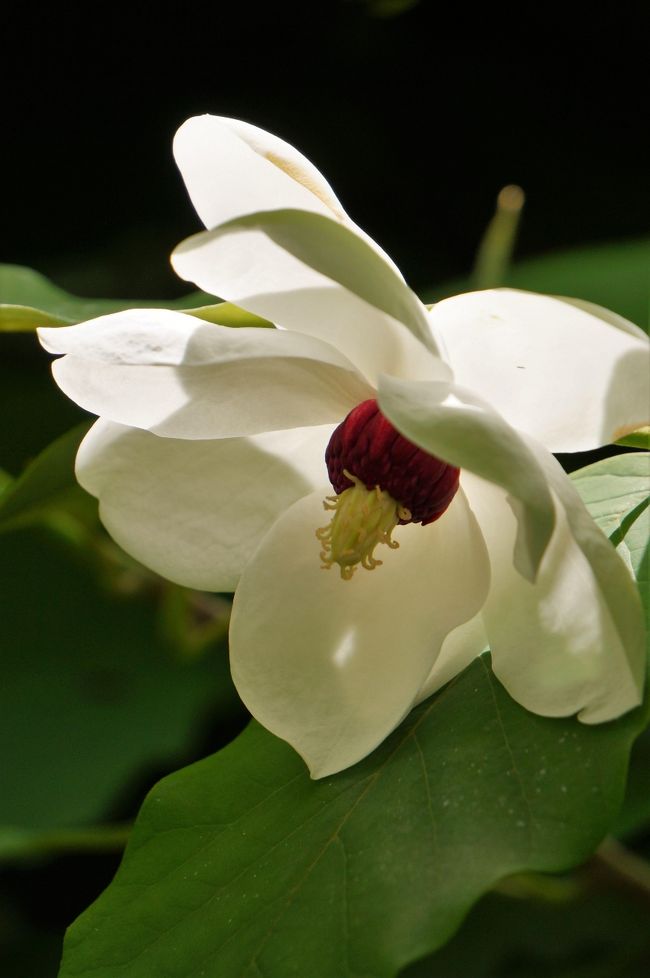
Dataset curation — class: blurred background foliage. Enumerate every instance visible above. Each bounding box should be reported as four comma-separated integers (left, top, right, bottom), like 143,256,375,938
1,2,648,975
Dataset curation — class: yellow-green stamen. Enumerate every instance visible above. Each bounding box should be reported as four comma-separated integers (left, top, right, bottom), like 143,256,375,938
316,470,411,580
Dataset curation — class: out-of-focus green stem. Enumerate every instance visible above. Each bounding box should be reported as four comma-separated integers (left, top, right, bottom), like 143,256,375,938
472,185,525,290
1,823,132,863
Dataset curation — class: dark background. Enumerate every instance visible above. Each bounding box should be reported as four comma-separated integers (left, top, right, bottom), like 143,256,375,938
3,3,648,301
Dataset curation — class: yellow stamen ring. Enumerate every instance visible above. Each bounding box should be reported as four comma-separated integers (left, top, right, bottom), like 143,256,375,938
316,470,411,580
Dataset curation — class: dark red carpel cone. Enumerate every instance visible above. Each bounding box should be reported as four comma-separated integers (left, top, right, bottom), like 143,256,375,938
325,399,460,525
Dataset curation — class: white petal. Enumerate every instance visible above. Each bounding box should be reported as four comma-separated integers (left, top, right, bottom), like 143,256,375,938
377,375,556,582
535,442,646,711
38,306,286,364
172,220,448,388
462,468,645,722
172,117,448,383
77,420,335,591
428,289,650,452
173,114,346,231
414,612,489,705
40,309,372,438
173,114,402,274
559,296,649,341
229,488,490,778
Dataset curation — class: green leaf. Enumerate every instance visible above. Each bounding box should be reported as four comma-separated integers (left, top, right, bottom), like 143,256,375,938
183,303,273,329
0,525,241,834
177,208,435,347
0,422,91,531
615,725,650,839
0,263,198,329
0,263,270,331
427,236,650,332
58,661,645,978
571,453,650,842
570,452,649,635
56,453,649,978
616,426,650,451
612,494,649,578
570,452,650,539
0,304,69,330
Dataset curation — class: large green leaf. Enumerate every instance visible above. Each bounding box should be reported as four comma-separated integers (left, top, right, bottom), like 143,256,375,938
0,264,270,331
0,337,89,476
57,454,649,978
0,263,203,329
0,421,92,532
570,452,650,632
616,426,650,451
0,525,241,833
616,724,650,840
614,489,649,617
57,663,645,978
571,453,650,842
570,452,650,540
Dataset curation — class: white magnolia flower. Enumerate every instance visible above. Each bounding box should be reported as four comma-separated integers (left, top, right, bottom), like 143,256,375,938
39,115,649,777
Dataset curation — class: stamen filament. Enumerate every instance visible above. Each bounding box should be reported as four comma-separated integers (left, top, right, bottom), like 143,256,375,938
316,470,406,580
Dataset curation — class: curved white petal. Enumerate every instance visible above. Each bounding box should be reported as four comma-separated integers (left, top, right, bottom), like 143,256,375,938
428,289,650,452
174,114,346,229
559,296,648,341
172,220,448,388
414,612,489,705
40,309,372,438
173,114,402,273
414,469,495,705
533,441,647,707
230,488,490,778
172,117,448,382
77,420,335,591
462,469,645,722
377,375,556,582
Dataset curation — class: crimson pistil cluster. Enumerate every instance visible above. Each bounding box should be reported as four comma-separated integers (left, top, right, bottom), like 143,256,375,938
325,399,460,525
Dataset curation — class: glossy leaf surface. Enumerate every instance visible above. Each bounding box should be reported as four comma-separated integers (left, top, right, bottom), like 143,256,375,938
57,452,649,978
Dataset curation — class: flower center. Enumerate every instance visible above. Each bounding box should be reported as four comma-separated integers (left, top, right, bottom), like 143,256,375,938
316,469,411,580
317,399,460,579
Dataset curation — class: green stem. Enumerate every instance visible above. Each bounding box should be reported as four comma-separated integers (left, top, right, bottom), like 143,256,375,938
472,184,525,290
1,823,132,863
